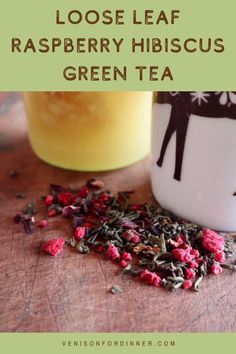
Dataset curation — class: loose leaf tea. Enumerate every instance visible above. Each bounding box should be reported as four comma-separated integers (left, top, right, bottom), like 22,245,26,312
14,180,236,291
15,192,27,199
9,169,19,178
14,201,36,235
110,285,123,295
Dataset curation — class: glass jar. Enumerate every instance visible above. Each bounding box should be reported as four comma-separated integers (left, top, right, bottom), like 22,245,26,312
24,92,152,171
151,91,236,231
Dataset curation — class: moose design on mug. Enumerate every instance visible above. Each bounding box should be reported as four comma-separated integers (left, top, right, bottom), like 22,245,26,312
155,92,236,182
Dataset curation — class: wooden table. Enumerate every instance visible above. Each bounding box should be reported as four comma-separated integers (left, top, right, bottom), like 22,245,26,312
0,93,235,333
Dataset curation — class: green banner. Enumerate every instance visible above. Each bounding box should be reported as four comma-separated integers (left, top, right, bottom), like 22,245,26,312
0,0,235,90
0,333,235,354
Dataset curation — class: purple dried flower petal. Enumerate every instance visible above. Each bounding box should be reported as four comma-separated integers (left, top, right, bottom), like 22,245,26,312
62,205,81,218
50,184,65,193
14,213,35,235
115,218,138,229
73,216,85,228
86,179,105,189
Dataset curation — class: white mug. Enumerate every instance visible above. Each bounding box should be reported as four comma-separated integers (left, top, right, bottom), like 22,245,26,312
151,91,236,231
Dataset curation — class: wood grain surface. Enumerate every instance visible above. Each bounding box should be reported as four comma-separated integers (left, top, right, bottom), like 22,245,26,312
0,93,235,333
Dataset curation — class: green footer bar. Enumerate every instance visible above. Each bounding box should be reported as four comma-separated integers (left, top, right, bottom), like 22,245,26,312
0,333,235,354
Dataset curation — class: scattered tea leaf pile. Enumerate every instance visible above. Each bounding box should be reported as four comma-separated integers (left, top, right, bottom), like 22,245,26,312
14,179,236,292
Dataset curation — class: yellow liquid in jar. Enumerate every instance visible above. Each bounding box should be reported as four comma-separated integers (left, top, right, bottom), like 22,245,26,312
23,92,152,171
